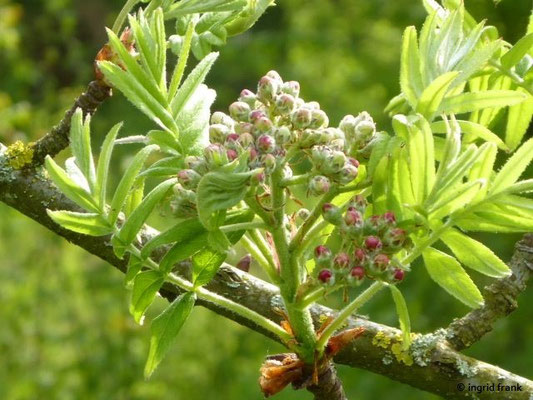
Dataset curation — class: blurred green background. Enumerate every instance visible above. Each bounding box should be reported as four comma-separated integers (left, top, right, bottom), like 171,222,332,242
0,0,532,399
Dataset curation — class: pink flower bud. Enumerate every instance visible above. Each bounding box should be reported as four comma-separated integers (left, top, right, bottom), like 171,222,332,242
225,133,240,143
236,254,252,272
338,164,359,184
393,268,405,282
291,108,313,129
322,203,342,225
348,158,360,168
177,169,201,189
226,149,238,161
354,248,366,263
350,266,365,280
318,269,333,284
275,94,296,115
254,116,274,133
314,245,331,260
385,228,407,248
249,109,267,123
334,253,351,269
365,236,382,251
257,76,279,102
257,134,276,153
344,209,363,226
382,211,396,225
373,254,390,271
239,89,256,107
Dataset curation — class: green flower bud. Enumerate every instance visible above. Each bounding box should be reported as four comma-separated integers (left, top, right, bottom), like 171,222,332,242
300,129,323,148
169,35,183,55
330,151,347,172
235,122,254,134
209,124,230,143
261,153,277,171
184,156,208,174
211,111,234,129
257,75,279,103
238,132,255,148
239,89,257,107
306,101,321,110
354,112,376,141
274,126,293,144
281,81,300,97
254,116,274,134
322,203,342,225
204,143,229,168
266,70,283,84
296,208,311,221
171,184,197,218
309,109,329,129
177,169,201,189
311,145,333,169
229,101,251,122
308,175,330,196
339,114,357,137
257,134,276,153
338,163,359,184
275,94,296,115
291,108,313,130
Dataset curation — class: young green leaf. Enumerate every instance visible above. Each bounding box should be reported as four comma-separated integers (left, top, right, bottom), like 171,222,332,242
128,13,161,92
467,142,497,202
428,179,485,220
113,178,177,256
196,170,254,230
98,61,178,134
47,210,114,236
389,285,412,350
504,179,533,194
158,233,209,275
147,130,182,155
422,247,484,309
144,292,196,378
125,253,144,289
439,90,527,114
170,52,219,118
169,22,195,100
95,122,122,209
501,33,533,70
69,108,96,190
452,40,500,89
416,71,459,120
130,270,165,324
431,119,508,151
505,93,533,151
109,144,158,225
400,26,424,108
123,177,145,219
441,228,511,278
192,248,226,288
45,156,100,213
490,137,533,195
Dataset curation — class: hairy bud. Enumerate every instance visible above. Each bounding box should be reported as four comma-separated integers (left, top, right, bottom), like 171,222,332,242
257,134,276,153
308,175,330,196
257,76,279,102
281,81,300,97
229,101,251,122
239,89,257,107
291,108,313,130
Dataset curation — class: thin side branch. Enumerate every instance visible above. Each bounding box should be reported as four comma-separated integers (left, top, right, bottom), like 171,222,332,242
29,80,111,166
446,234,533,350
1,165,532,399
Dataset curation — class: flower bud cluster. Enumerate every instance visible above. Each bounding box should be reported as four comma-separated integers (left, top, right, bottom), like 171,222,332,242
339,112,378,159
170,71,378,215
314,199,410,288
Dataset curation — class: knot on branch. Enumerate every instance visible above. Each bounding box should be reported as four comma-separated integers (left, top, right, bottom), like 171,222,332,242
446,233,533,350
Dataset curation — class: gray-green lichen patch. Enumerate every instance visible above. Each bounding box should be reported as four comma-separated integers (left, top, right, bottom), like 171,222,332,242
410,328,449,367
456,358,479,378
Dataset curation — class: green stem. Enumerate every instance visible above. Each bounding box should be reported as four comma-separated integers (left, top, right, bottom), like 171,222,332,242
112,0,140,33
220,221,268,233
489,60,533,95
401,220,452,265
316,281,386,352
337,179,371,193
244,196,272,225
281,173,311,187
289,188,338,251
128,246,293,343
240,234,280,284
297,283,343,309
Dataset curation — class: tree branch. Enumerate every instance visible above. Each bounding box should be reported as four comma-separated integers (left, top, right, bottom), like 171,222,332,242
1,164,532,399
29,80,111,166
446,234,533,350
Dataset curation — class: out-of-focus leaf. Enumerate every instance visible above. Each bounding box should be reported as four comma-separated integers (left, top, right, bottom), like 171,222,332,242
501,33,533,70
490,137,533,195
439,90,527,114
125,253,144,289
389,285,411,349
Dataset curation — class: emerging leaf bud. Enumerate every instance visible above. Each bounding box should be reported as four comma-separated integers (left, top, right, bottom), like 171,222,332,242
365,236,382,251
257,134,276,153
177,169,201,189
275,94,296,115
229,101,251,122
318,269,334,284
291,108,313,129
333,253,350,269
239,89,257,107
236,254,252,272
257,75,279,102
308,175,331,196
281,81,300,97
373,254,390,271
